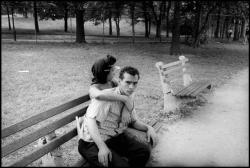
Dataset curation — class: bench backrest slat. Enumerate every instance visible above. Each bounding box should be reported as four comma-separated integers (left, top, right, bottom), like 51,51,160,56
9,128,77,167
2,106,88,157
2,95,90,138
162,63,189,75
161,58,188,70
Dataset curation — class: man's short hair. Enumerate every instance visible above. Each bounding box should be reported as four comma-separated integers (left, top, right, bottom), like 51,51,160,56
119,66,140,80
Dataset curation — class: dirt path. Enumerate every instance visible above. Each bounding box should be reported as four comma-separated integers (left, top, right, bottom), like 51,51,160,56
151,68,249,167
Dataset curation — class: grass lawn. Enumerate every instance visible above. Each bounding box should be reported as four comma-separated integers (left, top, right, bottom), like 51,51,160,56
1,15,249,166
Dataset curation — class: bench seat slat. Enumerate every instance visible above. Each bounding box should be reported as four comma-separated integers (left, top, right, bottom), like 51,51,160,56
148,119,158,127
175,81,211,98
153,122,163,133
2,106,88,157
2,95,90,138
183,81,207,96
175,81,199,96
9,128,78,167
190,82,211,97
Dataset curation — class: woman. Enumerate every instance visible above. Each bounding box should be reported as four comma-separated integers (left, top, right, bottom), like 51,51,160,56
88,54,133,124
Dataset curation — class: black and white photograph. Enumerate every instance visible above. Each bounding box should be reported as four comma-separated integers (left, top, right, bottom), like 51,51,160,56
1,0,249,167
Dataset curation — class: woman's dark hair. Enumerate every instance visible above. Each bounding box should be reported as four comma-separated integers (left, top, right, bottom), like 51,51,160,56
91,55,116,84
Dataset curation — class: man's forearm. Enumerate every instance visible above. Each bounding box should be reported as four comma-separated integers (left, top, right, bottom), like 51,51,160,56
86,117,107,149
96,90,133,112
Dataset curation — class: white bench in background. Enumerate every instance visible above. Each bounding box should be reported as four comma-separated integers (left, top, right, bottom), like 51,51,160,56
155,55,212,113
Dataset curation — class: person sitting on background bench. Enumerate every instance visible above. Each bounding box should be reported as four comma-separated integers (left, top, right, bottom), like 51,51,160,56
77,66,158,167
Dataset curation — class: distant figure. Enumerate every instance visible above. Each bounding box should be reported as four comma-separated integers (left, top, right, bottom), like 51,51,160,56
227,28,233,41
243,27,249,45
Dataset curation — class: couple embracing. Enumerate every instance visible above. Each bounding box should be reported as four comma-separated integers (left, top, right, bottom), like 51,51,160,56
76,55,158,167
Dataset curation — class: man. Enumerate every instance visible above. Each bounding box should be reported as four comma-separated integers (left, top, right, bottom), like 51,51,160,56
76,66,158,167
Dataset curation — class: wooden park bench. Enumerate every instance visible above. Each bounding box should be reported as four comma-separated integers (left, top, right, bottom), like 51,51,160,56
1,94,162,167
155,55,212,113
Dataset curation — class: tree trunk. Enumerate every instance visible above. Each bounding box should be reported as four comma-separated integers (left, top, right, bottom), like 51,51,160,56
23,7,28,18
109,10,112,35
222,16,230,39
75,9,85,43
192,2,215,47
144,15,149,38
166,0,171,38
6,5,12,30
151,1,165,39
214,1,222,38
233,18,240,41
192,1,201,40
33,1,39,33
142,2,149,38
170,1,181,55
156,21,161,38
130,3,135,43
149,17,151,35
115,18,120,37
64,5,68,32
11,7,16,41
219,19,224,38
240,18,246,39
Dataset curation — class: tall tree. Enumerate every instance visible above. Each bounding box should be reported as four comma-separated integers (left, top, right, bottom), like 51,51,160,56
73,2,87,43
214,1,222,38
33,0,39,33
37,1,71,32
108,5,113,35
192,1,217,47
2,1,12,30
141,1,150,38
233,17,240,41
113,1,124,37
128,1,136,43
63,2,68,32
221,2,231,39
170,1,181,55
166,0,172,38
11,4,16,41
149,1,166,39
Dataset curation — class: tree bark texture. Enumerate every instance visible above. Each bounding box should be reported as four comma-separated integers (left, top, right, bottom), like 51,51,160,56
109,10,112,36
130,3,135,43
33,1,39,33
170,1,181,55
166,0,171,38
142,1,149,38
233,18,240,41
64,5,68,32
214,1,222,38
75,9,86,43
6,4,12,30
11,7,16,41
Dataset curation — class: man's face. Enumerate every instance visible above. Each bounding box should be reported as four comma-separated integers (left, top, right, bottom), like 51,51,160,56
119,72,139,96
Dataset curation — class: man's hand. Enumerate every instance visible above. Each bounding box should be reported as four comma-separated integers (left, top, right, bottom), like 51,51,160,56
98,145,112,167
146,126,158,147
75,116,84,140
121,110,131,125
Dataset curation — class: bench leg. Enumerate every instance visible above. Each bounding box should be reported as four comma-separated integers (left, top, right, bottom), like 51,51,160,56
163,93,181,113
